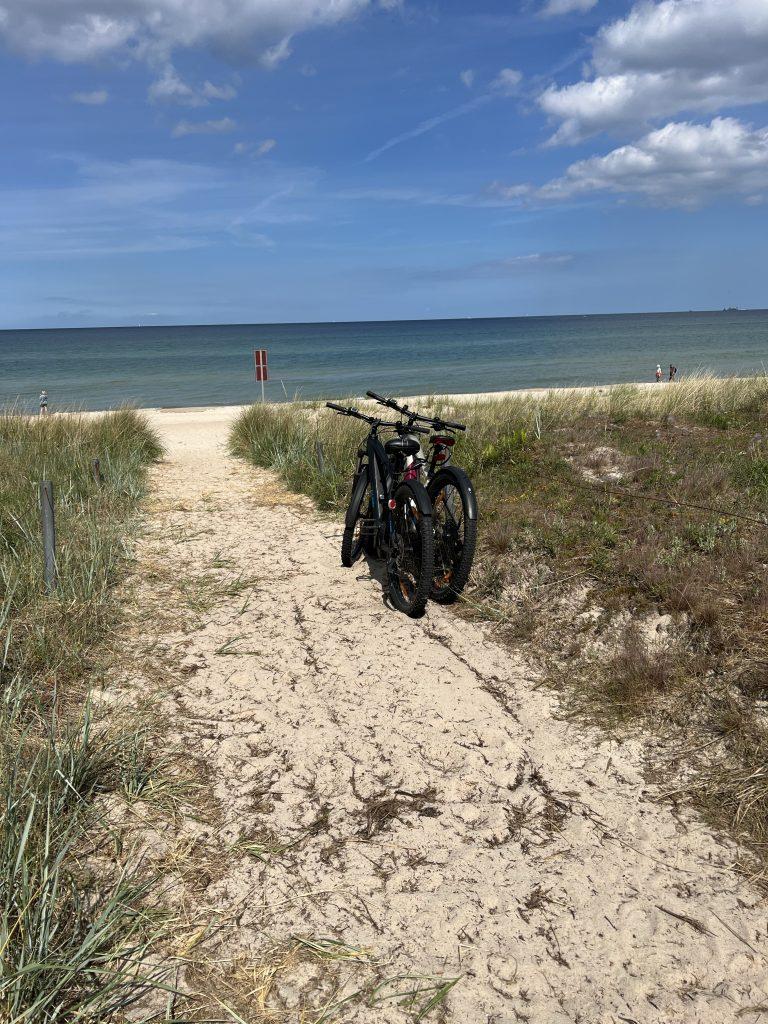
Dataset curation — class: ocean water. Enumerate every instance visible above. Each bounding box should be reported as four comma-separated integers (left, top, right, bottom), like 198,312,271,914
1,311,767,412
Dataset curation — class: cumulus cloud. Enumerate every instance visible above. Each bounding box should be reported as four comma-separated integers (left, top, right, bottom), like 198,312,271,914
70,89,109,105
460,69,474,89
256,138,276,156
148,65,237,105
540,0,768,144
0,0,384,67
495,117,768,207
172,117,236,138
541,0,598,16
491,68,523,95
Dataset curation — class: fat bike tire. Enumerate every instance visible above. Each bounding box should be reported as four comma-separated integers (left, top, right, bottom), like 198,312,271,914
428,468,478,604
387,481,434,617
341,473,375,567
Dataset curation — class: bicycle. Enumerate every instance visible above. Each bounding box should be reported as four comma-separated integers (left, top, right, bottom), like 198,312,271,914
326,402,435,617
365,391,478,604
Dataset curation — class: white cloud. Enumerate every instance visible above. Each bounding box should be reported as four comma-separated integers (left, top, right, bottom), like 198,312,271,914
541,0,597,16
491,68,523,95
540,0,768,144
233,138,277,157
495,117,768,207
259,35,292,70
148,66,201,105
148,65,237,105
460,69,474,89
0,0,386,67
202,80,237,101
172,117,236,138
70,88,109,105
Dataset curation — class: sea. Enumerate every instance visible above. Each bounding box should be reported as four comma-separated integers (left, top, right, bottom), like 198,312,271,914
1,310,767,412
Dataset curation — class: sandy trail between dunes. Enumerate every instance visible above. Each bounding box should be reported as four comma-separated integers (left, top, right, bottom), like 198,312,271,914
122,407,768,1023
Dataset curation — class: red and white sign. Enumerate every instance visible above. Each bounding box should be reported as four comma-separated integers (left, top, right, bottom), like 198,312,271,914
254,348,269,382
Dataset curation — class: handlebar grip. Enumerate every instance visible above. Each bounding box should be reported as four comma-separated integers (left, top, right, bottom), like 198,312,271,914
412,424,431,434
445,420,466,431
326,402,348,413
367,389,405,413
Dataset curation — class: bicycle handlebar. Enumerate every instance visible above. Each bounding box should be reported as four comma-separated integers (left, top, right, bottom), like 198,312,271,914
365,391,466,432
326,401,429,433
366,390,401,412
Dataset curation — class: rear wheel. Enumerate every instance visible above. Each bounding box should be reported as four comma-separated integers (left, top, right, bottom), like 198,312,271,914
387,481,434,617
428,469,477,603
341,473,376,566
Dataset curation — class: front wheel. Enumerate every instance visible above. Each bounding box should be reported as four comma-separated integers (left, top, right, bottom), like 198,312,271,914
387,481,434,617
341,472,376,567
428,468,478,603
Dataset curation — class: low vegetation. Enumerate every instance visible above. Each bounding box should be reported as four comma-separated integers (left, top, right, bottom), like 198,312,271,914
231,375,768,874
0,409,164,1021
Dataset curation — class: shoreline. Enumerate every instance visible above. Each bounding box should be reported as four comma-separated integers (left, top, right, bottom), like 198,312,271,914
7,375,758,420
94,379,676,418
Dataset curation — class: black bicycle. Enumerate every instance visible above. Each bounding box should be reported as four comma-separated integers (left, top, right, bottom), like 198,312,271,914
326,402,435,617
366,391,478,604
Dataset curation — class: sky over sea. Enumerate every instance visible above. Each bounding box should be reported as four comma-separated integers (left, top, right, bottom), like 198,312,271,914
1,0,767,328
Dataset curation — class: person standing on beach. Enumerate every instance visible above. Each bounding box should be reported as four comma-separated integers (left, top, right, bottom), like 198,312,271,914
669,364,677,382
39,389,49,415
655,364,663,382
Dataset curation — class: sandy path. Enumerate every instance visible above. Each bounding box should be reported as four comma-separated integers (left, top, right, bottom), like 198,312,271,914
128,407,768,1023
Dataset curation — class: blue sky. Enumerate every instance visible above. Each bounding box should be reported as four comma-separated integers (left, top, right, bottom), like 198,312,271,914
1,0,766,328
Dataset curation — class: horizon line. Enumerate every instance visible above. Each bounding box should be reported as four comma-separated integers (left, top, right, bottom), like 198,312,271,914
3,306,766,334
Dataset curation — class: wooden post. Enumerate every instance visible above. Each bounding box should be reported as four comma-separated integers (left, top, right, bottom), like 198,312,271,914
91,458,104,485
39,481,57,593
315,440,326,474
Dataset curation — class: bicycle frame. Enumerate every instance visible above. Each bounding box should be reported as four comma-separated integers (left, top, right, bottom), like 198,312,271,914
354,427,393,553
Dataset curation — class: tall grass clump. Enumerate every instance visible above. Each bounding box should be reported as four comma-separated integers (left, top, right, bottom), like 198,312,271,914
229,375,768,869
229,401,358,510
0,409,164,1021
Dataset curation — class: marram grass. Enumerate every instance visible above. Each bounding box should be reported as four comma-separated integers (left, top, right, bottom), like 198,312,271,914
0,408,164,1022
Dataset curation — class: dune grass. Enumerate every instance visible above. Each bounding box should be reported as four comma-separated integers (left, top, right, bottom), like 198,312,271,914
0,409,165,1022
230,375,768,872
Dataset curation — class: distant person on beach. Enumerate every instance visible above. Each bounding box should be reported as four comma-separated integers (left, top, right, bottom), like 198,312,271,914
39,390,48,415
655,364,663,382
669,364,677,382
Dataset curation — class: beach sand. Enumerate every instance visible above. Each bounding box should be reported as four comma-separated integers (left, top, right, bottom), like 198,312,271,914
104,402,768,1022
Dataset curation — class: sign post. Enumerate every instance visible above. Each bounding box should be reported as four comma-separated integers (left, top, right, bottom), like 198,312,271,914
254,348,269,403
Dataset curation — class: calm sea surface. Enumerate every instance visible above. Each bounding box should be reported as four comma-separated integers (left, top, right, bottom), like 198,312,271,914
1,311,767,412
